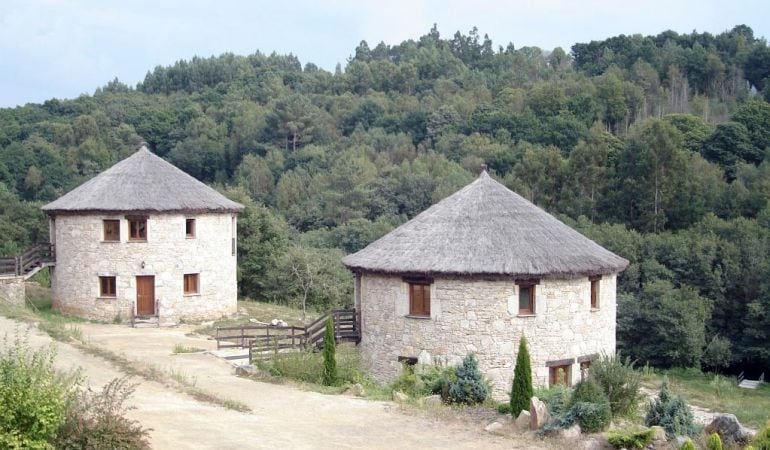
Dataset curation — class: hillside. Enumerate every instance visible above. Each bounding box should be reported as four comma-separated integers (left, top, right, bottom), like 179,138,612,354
1,25,769,374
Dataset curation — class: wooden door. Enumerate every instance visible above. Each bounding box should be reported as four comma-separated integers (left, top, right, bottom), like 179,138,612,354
136,276,155,316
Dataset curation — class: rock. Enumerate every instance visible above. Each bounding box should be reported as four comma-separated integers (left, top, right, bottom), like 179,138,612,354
650,425,667,442
514,410,531,430
343,383,365,397
704,413,752,444
674,436,690,447
423,394,442,407
578,437,604,450
392,391,408,404
562,424,581,439
484,421,504,434
530,396,552,429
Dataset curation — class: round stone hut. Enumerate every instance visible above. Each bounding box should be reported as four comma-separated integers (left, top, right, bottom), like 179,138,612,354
342,171,628,396
42,145,243,325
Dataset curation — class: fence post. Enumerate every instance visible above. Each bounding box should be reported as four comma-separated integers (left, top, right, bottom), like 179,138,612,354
15,256,20,276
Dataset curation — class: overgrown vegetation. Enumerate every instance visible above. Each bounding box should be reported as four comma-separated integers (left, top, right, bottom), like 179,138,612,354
590,353,641,417
257,343,361,386
510,336,532,418
751,420,770,450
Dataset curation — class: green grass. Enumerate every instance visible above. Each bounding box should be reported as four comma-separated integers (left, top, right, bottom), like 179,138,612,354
193,299,319,336
642,368,770,429
172,343,205,354
255,343,362,385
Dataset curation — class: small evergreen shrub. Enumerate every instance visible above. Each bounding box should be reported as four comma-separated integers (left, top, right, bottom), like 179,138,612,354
706,432,723,450
497,402,512,414
645,378,699,438
568,379,612,432
535,384,571,417
752,419,770,450
510,336,533,417
55,377,150,449
322,315,337,386
447,353,489,405
0,332,79,449
390,362,423,397
570,378,608,405
418,362,456,401
590,353,641,417
680,439,696,450
607,427,655,449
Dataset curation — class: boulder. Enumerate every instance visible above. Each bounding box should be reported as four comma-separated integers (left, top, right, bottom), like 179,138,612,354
343,383,365,397
650,425,667,442
392,391,409,404
514,410,531,430
562,424,581,440
485,421,505,434
423,394,442,407
705,414,752,444
530,396,552,429
578,437,604,450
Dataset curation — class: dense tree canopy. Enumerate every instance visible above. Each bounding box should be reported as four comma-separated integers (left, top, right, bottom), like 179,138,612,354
1,24,769,373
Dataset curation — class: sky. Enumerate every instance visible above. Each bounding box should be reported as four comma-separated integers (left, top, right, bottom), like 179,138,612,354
1,0,768,107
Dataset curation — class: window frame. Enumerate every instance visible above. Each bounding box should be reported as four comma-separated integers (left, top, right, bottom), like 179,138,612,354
516,280,538,315
183,273,200,295
185,218,196,239
102,219,120,242
99,276,116,298
127,216,148,241
405,278,432,317
549,363,572,387
590,276,601,310
580,360,591,381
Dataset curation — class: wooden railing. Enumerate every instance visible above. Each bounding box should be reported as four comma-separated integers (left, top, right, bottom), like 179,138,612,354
214,308,361,361
0,243,55,277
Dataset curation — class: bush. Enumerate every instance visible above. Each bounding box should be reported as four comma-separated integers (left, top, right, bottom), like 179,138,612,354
322,315,337,386
590,353,641,417
497,402,512,414
258,344,360,385
510,336,533,418
418,362,456,401
645,378,698,438
535,384,571,417
390,362,423,397
680,439,696,450
607,427,655,449
706,432,723,450
570,378,608,405
0,332,79,449
570,401,612,433
752,419,770,450
55,377,150,449
447,353,489,405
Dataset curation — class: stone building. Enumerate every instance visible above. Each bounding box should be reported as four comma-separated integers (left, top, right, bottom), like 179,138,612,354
343,171,628,396
42,145,243,324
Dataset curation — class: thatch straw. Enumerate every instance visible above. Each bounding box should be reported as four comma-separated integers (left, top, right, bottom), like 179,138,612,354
343,171,628,278
42,145,243,214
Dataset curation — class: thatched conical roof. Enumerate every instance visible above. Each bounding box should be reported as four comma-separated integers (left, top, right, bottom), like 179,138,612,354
42,145,243,214
343,171,628,278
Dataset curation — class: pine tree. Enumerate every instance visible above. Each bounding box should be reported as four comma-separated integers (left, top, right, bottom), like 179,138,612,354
322,315,337,386
510,335,533,417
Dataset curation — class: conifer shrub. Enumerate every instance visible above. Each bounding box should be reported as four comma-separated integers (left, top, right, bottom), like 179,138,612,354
706,432,723,450
536,384,571,417
568,379,612,433
645,378,698,438
752,420,770,450
590,353,641,417
447,353,489,405
607,427,655,449
322,315,337,386
510,336,533,417
679,439,696,450
418,362,456,401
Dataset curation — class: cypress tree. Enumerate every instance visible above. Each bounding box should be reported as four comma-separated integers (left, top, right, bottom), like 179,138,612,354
322,315,337,386
510,335,533,417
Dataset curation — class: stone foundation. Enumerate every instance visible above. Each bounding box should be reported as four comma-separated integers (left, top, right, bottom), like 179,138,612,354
358,273,618,398
0,276,25,306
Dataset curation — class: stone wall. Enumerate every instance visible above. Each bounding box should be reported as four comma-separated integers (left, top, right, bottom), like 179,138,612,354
51,212,238,324
359,273,617,398
0,276,25,306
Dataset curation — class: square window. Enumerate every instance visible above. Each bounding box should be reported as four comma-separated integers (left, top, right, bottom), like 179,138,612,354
408,282,431,317
103,220,120,241
590,277,600,309
186,218,196,238
99,276,116,297
517,282,536,315
549,364,571,387
127,216,147,241
184,273,199,295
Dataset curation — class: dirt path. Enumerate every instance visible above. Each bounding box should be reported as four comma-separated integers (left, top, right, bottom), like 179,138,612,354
0,317,550,450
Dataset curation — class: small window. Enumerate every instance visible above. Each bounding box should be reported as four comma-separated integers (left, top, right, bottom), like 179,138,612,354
103,220,120,241
408,281,431,317
517,281,536,315
549,364,571,387
184,273,199,295
186,218,196,238
127,216,147,241
580,361,591,381
590,276,600,309
99,276,116,297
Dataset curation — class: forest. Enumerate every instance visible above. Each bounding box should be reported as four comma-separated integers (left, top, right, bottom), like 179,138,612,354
1,24,769,375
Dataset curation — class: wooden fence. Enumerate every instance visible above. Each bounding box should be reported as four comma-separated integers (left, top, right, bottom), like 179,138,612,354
0,243,55,277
